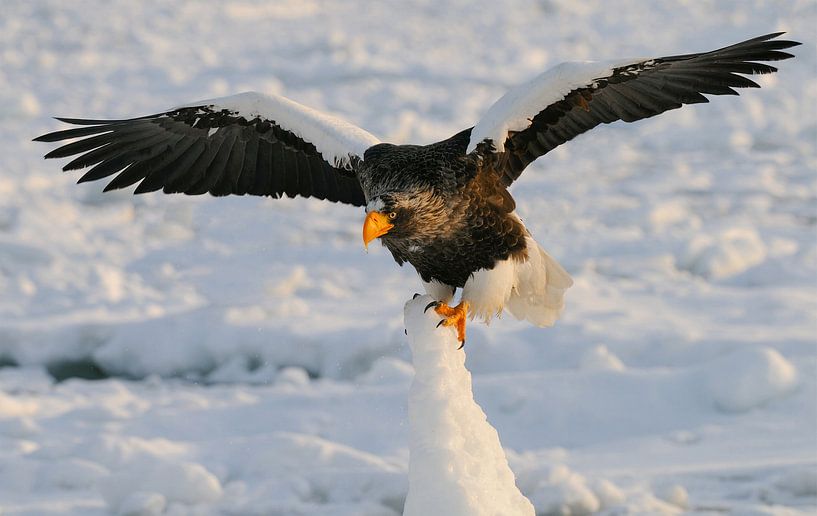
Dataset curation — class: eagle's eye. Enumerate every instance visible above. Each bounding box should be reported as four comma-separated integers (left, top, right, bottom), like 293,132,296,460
388,211,397,220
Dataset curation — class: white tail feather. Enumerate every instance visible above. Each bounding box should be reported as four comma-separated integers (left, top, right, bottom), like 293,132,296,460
459,236,573,327
506,237,573,327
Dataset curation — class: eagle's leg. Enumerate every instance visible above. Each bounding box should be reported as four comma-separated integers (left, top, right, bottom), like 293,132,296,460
425,300,469,346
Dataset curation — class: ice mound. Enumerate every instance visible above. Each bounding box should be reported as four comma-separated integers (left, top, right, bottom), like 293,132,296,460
679,228,767,280
514,457,628,515
526,464,602,514
703,347,798,413
403,295,534,516
100,460,223,514
579,345,626,372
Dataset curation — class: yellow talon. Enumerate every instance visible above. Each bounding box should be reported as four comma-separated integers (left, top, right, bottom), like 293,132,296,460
433,301,469,346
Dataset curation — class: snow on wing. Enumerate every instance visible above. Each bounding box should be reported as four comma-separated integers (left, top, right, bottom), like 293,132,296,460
34,91,382,206
468,33,800,186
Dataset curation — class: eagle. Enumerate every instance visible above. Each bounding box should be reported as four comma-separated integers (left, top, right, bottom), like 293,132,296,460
35,33,799,345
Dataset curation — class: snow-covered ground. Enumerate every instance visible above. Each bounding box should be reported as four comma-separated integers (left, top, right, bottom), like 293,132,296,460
1,0,816,514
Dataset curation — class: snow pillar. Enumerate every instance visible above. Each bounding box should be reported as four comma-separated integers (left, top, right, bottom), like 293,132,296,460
403,295,535,516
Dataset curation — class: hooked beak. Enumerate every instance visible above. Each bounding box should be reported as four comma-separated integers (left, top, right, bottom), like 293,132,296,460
363,211,394,250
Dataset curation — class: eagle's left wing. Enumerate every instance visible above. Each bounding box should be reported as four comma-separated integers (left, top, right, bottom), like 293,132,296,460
35,92,381,206
467,32,800,186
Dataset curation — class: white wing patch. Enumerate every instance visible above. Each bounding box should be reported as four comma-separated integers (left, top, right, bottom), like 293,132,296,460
467,59,645,153
178,92,381,169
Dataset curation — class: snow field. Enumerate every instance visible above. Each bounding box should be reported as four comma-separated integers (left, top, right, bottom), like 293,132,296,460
0,0,815,514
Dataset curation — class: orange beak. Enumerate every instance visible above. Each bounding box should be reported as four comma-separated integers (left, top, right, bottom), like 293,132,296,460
363,211,394,249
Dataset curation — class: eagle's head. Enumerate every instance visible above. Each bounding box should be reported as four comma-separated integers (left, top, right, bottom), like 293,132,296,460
362,190,449,249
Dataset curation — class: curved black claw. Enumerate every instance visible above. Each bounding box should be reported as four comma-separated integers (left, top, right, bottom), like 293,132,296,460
424,301,440,313
404,328,408,335
436,319,445,328
457,340,465,350
413,293,422,299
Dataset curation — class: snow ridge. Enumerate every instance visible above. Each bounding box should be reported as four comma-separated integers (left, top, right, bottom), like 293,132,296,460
403,295,535,516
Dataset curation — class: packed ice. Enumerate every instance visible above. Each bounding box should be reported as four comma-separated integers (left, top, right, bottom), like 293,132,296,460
1,0,815,515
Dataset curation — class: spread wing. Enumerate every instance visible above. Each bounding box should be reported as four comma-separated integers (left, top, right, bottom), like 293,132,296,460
467,32,800,186
34,92,381,206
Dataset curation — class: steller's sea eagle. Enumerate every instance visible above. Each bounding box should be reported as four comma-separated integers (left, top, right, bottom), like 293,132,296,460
35,33,800,345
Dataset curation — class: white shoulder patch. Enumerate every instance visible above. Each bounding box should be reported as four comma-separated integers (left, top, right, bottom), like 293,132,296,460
467,58,645,153
178,91,381,168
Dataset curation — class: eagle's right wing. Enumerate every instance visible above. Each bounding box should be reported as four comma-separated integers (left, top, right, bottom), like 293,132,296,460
35,92,381,206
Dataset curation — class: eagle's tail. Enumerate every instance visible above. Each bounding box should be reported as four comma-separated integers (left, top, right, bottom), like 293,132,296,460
506,237,573,327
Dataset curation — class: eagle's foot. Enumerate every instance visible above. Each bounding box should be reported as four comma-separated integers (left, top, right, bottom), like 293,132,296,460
429,301,469,347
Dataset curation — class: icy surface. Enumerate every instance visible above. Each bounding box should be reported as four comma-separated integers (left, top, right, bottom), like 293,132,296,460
1,0,816,515
403,296,534,516
179,91,381,168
